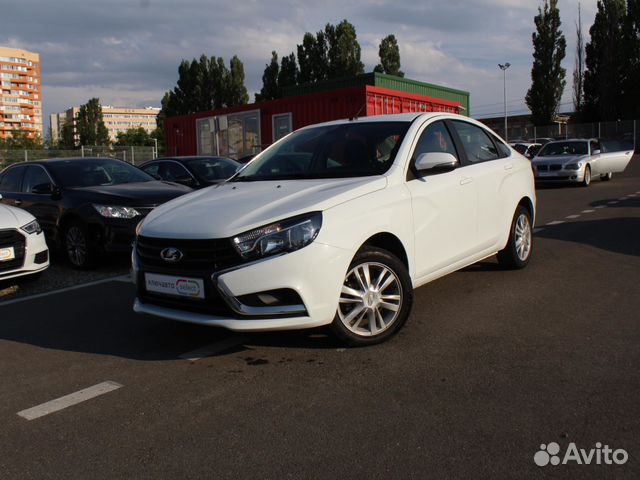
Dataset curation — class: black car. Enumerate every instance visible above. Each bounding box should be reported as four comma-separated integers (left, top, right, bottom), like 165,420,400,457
139,156,241,189
0,157,192,269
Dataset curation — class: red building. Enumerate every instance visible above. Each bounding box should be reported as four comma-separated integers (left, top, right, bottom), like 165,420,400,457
165,73,470,159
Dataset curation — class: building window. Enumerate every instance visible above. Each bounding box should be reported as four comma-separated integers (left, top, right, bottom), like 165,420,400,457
272,113,292,142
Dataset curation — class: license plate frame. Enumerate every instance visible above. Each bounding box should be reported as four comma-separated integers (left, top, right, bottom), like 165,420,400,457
144,273,206,299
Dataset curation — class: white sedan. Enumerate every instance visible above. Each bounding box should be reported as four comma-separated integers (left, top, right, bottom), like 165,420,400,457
133,113,535,345
0,194,49,282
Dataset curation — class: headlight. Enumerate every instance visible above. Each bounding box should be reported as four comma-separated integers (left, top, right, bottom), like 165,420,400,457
565,163,582,170
93,204,141,219
232,212,322,259
21,219,42,235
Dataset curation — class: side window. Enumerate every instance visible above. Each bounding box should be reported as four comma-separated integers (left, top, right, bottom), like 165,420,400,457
142,163,160,177
0,166,26,192
451,121,500,163
413,121,459,161
23,166,52,193
590,140,600,154
161,162,192,181
492,135,511,158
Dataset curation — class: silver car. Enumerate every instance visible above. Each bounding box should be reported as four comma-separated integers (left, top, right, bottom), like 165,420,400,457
532,138,633,186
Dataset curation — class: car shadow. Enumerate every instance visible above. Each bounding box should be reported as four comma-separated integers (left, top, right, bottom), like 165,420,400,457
0,282,341,361
537,217,640,257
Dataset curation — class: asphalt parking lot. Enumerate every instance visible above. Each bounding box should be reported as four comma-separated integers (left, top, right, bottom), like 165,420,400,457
1,158,639,479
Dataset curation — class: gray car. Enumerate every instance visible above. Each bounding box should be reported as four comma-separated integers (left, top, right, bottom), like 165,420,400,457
531,138,633,186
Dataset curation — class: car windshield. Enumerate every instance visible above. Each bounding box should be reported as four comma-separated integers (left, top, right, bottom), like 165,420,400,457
232,121,410,181
47,158,154,187
538,141,588,156
185,157,240,182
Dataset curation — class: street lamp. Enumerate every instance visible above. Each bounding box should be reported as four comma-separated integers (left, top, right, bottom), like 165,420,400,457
498,63,511,141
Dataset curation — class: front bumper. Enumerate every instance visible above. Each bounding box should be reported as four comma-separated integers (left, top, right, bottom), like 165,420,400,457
133,241,352,332
534,166,586,183
0,229,49,281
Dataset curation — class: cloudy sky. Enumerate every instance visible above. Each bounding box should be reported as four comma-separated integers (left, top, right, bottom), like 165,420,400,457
2,0,599,130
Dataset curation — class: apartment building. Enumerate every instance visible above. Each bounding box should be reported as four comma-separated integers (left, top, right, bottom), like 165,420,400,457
0,47,43,141
52,105,160,144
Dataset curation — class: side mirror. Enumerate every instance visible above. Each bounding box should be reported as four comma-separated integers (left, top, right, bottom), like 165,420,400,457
592,149,601,155
415,152,459,174
31,183,54,195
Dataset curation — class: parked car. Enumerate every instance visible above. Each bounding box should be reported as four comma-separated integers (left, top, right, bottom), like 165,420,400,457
132,113,536,346
531,138,634,186
0,196,49,282
512,142,542,159
529,137,555,145
0,157,192,269
139,156,241,188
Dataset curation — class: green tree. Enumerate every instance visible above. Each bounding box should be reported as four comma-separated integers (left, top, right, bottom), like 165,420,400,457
59,122,76,149
114,127,151,146
0,129,43,150
624,0,640,118
525,0,567,126
374,34,404,77
583,0,627,121
225,55,249,106
256,51,280,101
325,20,365,79
573,3,586,117
278,52,298,91
76,98,110,146
297,31,329,83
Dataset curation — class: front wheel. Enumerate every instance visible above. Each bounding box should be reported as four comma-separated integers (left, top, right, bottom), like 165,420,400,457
330,247,413,346
64,221,96,270
497,206,533,269
581,165,591,187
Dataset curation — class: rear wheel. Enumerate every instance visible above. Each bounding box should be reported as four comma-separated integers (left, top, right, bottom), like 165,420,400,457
600,172,612,181
581,165,591,187
64,221,96,270
497,206,533,269
330,247,413,346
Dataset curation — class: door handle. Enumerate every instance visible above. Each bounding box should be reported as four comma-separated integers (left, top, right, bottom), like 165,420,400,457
504,163,513,170
459,177,473,186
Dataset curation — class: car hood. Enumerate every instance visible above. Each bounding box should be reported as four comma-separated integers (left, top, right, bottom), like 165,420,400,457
0,203,35,227
532,154,588,165
67,181,192,206
141,176,387,239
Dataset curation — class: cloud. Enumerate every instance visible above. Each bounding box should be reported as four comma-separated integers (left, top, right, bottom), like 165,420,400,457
1,0,601,129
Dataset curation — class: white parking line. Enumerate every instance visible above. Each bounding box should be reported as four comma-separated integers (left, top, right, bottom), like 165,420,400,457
17,381,123,421
595,205,607,209
113,274,132,283
0,275,129,307
546,220,566,226
179,336,249,361
581,209,596,214
608,201,619,205
566,214,580,219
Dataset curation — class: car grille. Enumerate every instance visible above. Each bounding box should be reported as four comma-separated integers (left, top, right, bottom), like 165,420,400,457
550,164,562,171
537,165,548,171
136,235,242,271
0,229,26,273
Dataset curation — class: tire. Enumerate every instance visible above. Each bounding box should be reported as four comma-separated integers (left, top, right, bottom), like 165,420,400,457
497,205,533,270
581,165,591,187
600,172,612,181
330,246,413,347
63,221,97,270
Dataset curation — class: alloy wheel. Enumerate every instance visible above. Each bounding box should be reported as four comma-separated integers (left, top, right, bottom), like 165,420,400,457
338,262,403,337
514,214,532,261
66,226,87,267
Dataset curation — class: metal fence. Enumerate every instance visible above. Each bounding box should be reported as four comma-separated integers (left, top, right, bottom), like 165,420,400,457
493,119,639,150
0,145,157,170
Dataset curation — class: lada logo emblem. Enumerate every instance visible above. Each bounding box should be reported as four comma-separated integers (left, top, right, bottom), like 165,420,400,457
160,247,183,263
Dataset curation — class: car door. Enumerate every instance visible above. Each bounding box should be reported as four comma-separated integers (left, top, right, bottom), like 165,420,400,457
20,165,60,238
449,120,512,251
0,165,28,208
405,120,478,280
597,140,634,173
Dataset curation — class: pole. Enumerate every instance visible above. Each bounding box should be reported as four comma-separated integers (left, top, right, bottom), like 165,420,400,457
24,150,28,162
81,145,84,157
153,138,158,159
131,146,135,164
498,63,511,141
